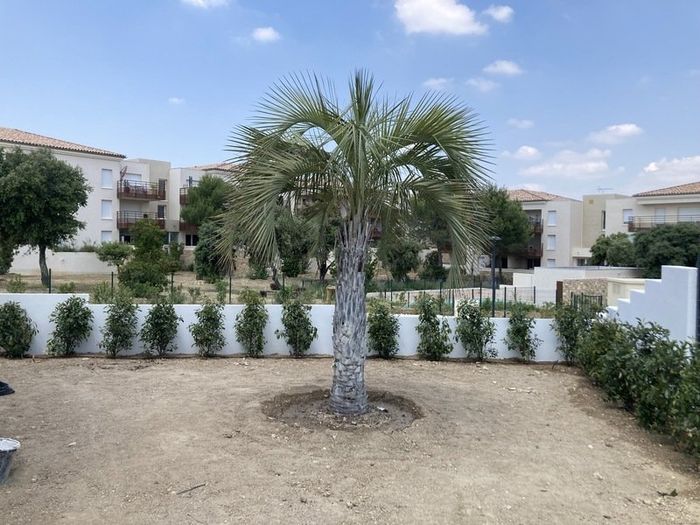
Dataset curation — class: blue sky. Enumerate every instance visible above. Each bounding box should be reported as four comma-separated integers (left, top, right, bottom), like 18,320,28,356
1,0,698,197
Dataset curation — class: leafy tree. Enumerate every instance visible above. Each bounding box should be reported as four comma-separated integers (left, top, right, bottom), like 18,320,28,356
377,236,422,282
633,223,700,278
0,147,90,286
419,250,448,281
96,242,132,274
180,174,228,227
412,199,451,266
219,71,489,414
481,185,531,273
589,233,635,266
276,208,313,277
0,237,16,275
194,221,227,281
119,219,168,297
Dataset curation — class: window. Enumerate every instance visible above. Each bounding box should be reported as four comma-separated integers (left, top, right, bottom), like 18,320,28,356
101,200,113,219
622,209,633,224
100,230,112,243
546,258,556,268
157,205,166,219
165,232,179,244
546,234,556,250
601,210,606,230
185,234,199,247
101,169,113,189
547,210,557,226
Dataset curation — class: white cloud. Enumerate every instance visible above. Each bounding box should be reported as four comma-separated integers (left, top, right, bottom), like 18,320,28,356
423,77,452,90
466,77,499,92
588,123,643,145
641,155,700,185
483,59,523,76
483,5,514,23
507,118,534,129
181,0,228,8
252,27,281,43
395,0,488,35
503,145,541,161
168,97,185,105
521,148,610,179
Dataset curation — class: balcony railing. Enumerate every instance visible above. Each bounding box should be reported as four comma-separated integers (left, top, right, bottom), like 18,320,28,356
528,218,543,234
118,181,166,201
179,185,199,206
627,215,700,232
514,244,543,258
117,211,166,230
179,220,198,234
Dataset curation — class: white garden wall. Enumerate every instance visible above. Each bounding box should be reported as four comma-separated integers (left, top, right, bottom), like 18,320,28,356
607,265,697,342
0,293,564,362
9,250,111,275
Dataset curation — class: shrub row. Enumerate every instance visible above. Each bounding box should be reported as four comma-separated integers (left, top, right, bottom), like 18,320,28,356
572,315,699,457
0,296,542,361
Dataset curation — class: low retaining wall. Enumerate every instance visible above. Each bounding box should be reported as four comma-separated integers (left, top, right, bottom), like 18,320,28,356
0,293,563,362
9,250,111,275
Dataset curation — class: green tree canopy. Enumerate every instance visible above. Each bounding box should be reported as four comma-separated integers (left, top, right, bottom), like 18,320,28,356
377,236,422,282
96,242,132,273
633,223,700,278
119,219,169,297
275,208,314,277
0,147,90,285
219,71,490,415
181,174,228,227
480,185,531,258
589,233,635,267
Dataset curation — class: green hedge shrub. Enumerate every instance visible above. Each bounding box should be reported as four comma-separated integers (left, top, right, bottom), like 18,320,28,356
47,296,93,356
455,301,495,360
140,300,181,357
190,301,225,357
367,300,399,359
100,290,138,358
504,302,540,362
416,296,452,361
553,303,599,364
235,289,268,357
276,297,317,357
0,302,36,358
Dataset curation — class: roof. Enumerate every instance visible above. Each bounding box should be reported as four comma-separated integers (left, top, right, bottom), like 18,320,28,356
0,127,125,159
186,161,238,172
507,189,573,202
634,181,700,198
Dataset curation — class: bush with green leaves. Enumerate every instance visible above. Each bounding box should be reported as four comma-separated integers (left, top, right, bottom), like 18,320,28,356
415,295,452,361
418,250,448,282
57,281,76,293
235,289,268,357
91,281,114,304
455,301,496,360
0,301,36,358
215,279,228,304
367,300,399,359
189,300,226,357
552,303,599,364
671,350,700,456
140,300,181,357
194,221,226,282
6,275,26,293
118,219,168,297
47,296,93,356
96,241,132,274
276,297,317,357
504,302,540,362
246,258,268,280
99,290,138,358
0,240,16,275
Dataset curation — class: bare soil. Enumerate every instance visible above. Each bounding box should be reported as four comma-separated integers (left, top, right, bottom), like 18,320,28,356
0,358,698,524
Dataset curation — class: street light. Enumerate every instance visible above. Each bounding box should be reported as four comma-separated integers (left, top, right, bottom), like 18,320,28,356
490,236,501,318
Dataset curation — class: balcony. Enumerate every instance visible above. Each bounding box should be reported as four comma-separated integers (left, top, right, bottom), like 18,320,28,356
117,211,165,230
179,220,198,234
627,215,700,232
514,244,543,258
118,181,166,201
179,185,198,206
529,218,543,234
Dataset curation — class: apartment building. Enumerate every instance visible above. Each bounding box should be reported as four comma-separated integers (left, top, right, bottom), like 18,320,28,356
0,127,126,246
507,190,583,268
0,126,232,250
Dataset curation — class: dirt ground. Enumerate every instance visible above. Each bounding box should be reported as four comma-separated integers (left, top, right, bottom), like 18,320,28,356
0,358,698,524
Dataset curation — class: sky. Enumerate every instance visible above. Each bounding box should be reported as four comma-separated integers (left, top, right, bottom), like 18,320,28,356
0,0,699,198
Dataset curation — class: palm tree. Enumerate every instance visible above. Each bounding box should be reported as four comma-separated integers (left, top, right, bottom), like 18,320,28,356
220,71,490,415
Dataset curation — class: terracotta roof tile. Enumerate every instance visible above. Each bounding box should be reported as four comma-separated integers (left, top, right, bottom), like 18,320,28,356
507,189,573,202
634,181,700,197
0,127,125,158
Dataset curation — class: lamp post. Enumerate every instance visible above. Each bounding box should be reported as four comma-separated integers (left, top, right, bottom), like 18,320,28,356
490,236,501,318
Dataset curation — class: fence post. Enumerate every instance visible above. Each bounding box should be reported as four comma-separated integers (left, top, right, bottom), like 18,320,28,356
533,286,536,306
228,270,232,304
111,271,114,295
170,272,175,295
439,281,443,313
503,286,507,317
48,268,52,294
389,279,393,305
479,284,482,307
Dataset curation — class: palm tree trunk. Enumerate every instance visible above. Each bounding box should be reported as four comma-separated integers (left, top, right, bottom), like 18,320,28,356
39,244,49,288
330,221,369,415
